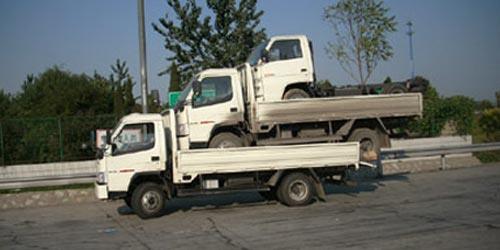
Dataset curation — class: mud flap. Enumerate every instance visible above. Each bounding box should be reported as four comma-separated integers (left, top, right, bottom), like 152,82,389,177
308,168,326,202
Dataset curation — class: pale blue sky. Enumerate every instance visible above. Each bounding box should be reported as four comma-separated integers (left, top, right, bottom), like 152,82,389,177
1,0,499,102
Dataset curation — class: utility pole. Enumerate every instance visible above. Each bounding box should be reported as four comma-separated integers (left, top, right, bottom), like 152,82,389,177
407,21,415,80
137,0,148,113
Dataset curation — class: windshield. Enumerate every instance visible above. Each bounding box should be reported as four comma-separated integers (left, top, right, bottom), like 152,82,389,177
174,78,195,109
246,40,269,66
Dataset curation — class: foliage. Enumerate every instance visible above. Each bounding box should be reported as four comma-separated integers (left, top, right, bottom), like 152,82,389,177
496,91,500,108
479,108,500,142
476,100,494,111
474,108,500,162
408,77,475,137
110,59,137,116
153,0,267,83
0,61,138,165
324,0,397,85
0,90,12,119
169,62,181,92
383,76,392,83
442,95,475,135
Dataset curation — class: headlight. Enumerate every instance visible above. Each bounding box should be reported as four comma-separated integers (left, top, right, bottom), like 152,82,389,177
96,172,107,184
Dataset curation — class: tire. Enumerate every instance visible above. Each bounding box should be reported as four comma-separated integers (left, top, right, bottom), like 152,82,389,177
283,88,310,99
208,133,244,148
124,195,132,207
131,182,166,219
348,128,381,161
385,85,407,94
277,172,314,206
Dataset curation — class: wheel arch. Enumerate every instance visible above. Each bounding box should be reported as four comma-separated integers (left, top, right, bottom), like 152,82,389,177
209,123,250,146
282,82,313,98
128,171,171,199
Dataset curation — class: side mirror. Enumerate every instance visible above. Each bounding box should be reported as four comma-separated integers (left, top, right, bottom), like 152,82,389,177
261,50,269,63
193,80,201,97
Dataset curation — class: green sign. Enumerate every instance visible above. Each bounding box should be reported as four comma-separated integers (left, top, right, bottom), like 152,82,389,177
168,91,181,108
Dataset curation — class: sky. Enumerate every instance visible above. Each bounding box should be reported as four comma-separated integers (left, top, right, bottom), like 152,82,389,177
1,0,499,103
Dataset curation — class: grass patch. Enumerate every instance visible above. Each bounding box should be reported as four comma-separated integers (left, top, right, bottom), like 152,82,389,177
0,183,93,194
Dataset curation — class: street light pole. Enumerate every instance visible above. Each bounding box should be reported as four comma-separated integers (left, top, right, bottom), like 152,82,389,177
407,21,415,80
137,0,148,113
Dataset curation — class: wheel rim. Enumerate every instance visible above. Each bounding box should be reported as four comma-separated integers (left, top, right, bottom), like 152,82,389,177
217,140,237,148
288,180,308,201
360,138,374,152
288,93,307,99
141,191,162,212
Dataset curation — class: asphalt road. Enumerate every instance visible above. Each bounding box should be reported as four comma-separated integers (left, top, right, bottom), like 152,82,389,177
1,164,500,250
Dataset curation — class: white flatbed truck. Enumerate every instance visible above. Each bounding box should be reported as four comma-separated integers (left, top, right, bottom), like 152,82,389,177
173,35,422,160
95,111,362,219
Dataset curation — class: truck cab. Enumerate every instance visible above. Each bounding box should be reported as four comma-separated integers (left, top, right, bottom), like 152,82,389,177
246,35,315,101
174,68,246,149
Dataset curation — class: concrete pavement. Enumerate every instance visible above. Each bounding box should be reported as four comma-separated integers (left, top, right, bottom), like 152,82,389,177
1,164,499,249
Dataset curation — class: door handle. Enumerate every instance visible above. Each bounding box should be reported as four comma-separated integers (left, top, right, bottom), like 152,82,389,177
301,68,307,72
151,156,160,162
230,107,238,112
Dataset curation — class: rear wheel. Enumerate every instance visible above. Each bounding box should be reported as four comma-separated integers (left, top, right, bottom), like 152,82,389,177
385,85,407,94
283,88,310,99
209,133,244,148
348,128,381,161
277,173,314,206
131,182,165,219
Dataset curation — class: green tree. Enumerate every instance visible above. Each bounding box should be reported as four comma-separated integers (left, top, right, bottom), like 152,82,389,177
110,59,136,116
479,108,500,142
153,0,267,83
169,62,181,92
476,100,494,111
408,77,475,137
0,89,11,120
442,95,475,135
324,0,397,85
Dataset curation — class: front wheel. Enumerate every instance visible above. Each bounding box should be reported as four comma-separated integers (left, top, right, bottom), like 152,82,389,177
277,173,315,206
208,133,244,148
283,88,310,99
131,182,166,219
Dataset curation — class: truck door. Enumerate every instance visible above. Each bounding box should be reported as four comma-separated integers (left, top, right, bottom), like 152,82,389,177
187,75,243,144
106,122,162,192
260,38,310,101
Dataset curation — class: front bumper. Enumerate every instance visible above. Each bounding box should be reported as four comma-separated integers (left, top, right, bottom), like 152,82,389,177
94,182,109,200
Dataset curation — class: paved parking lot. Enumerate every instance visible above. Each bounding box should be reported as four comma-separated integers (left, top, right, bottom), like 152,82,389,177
1,164,499,249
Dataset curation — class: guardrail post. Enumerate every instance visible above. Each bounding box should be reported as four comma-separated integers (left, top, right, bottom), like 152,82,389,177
440,154,446,170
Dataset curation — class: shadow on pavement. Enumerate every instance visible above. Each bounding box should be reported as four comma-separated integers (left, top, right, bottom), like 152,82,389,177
116,170,410,217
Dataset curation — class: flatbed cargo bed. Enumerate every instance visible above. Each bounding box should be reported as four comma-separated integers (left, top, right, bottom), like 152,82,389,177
255,93,422,125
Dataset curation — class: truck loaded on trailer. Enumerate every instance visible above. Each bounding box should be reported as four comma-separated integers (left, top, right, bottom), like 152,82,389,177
173,35,422,160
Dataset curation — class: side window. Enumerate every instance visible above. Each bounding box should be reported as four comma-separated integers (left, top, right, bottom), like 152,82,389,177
193,76,232,107
269,39,303,62
112,123,155,155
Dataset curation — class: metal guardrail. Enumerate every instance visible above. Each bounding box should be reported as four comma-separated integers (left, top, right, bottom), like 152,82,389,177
380,142,500,170
0,174,95,190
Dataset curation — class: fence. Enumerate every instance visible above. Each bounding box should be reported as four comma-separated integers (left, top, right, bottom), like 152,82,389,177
0,114,118,166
